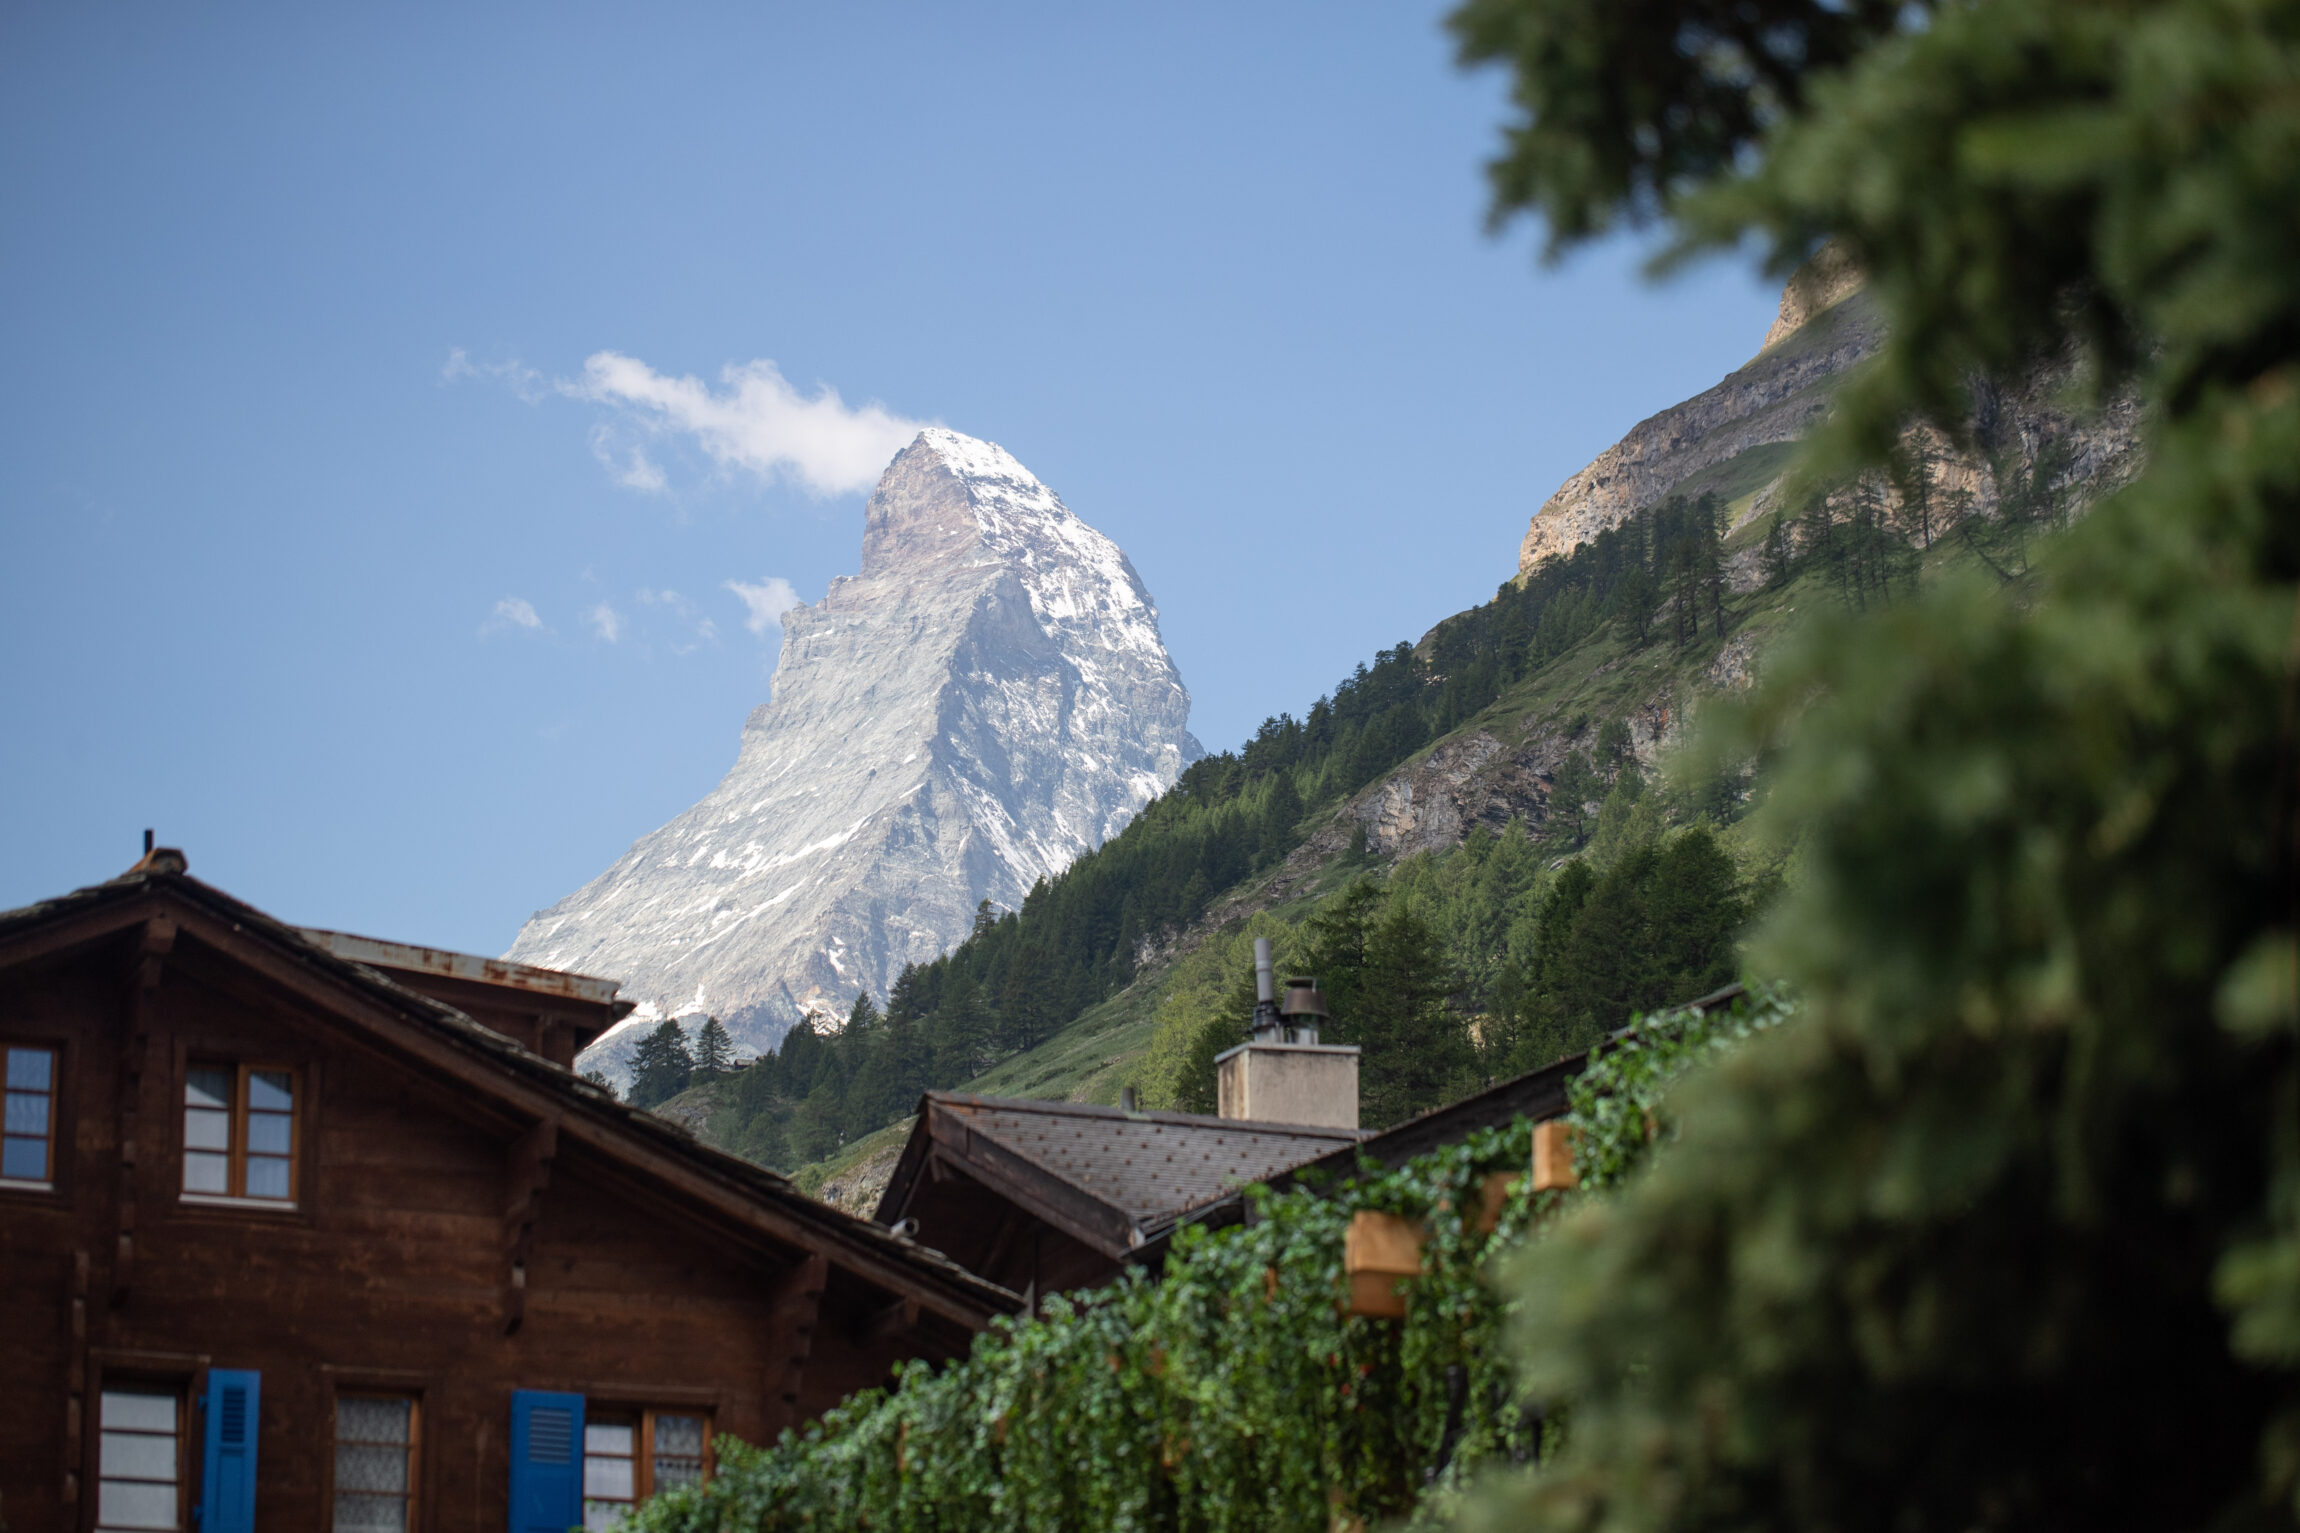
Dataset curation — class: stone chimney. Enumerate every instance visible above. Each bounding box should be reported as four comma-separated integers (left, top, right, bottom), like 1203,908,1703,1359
1215,939,1360,1129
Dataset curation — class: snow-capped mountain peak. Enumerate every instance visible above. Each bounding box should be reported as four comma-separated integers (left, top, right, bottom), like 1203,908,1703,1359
508,429,1200,1078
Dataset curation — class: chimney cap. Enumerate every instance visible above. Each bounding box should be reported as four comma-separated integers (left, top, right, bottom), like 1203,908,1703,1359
1279,979,1329,1020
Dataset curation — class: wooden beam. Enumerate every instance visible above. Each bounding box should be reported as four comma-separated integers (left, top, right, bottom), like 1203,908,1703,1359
855,1294,921,1347
64,1248,88,1513
111,916,173,1309
761,1253,827,1438
501,1118,558,1335
923,1116,1139,1260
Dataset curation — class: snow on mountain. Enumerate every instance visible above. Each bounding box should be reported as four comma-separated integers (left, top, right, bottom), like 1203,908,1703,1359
508,429,1200,1080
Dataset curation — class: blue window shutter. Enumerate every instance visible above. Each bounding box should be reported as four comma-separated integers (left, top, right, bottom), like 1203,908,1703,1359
509,1389,584,1533
197,1369,260,1533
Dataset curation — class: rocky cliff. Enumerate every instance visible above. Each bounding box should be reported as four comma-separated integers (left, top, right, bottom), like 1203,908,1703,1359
1517,275,1886,574
1517,256,2143,576
509,430,1200,1077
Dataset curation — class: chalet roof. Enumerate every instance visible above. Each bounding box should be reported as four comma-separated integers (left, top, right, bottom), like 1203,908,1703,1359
0,859,1020,1330
875,1092,1366,1260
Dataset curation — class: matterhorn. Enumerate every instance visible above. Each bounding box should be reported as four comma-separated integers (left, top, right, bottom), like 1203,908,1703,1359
508,429,1200,1076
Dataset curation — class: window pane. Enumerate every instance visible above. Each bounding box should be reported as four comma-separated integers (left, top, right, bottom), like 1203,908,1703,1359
337,1396,411,1444
331,1492,408,1532
6,1046,51,1090
96,1387,179,1531
246,1111,293,1155
335,1441,410,1493
185,1066,231,1110
182,1151,229,1195
97,1477,179,1528
100,1430,180,1479
6,1089,50,1135
2,1135,46,1181
248,1070,293,1112
244,1156,291,1200
581,1505,629,1531
183,1107,230,1152
103,1390,178,1433
583,1454,635,1500
653,1414,706,1488
584,1421,634,1456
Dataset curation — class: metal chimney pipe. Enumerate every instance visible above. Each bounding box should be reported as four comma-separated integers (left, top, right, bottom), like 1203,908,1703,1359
1248,938,1284,1043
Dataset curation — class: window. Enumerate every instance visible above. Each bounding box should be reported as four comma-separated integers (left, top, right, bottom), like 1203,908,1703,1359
582,1411,709,1528
3,1044,56,1186
334,1395,418,1531
183,1063,297,1202
97,1385,183,1532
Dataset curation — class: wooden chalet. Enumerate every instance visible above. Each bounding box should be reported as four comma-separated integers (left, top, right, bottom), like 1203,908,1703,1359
872,1092,1365,1303
0,851,1017,1533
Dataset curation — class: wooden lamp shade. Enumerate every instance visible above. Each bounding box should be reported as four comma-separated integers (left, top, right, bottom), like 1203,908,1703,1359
1343,1211,1424,1319
1532,1119,1577,1192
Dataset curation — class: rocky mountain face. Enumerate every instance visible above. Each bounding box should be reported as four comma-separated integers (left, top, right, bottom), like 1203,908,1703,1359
1517,254,2143,577
509,430,1199,1079
1516,275,1886,574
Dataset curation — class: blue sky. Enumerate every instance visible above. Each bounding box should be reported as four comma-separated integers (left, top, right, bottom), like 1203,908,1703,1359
0,3,1778,955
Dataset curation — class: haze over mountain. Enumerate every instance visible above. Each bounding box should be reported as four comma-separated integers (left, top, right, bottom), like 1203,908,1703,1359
508,429,1199,1077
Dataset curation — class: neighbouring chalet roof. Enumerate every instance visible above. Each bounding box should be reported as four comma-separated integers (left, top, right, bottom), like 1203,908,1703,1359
0,859,1021,1330
1154,982,1752,1255
297,926,627,1008
874,1092,1368,1261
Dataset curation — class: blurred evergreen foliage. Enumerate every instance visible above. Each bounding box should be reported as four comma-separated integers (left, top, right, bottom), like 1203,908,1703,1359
1446,0,2300,1525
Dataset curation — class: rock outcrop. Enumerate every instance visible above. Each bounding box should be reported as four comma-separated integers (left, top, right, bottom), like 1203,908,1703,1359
509,430,1200,1078
1518,255,2146,577
1517,284,1886,575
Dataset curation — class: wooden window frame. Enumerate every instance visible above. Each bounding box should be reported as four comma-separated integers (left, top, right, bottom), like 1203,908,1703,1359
330,1390,422,1533
581,1407,714,1524
180,1060,302,1206
2,1039,60,1191
92,1375,189,1533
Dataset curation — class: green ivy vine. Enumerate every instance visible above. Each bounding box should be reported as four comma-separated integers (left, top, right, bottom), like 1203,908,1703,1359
629,986,1793,1533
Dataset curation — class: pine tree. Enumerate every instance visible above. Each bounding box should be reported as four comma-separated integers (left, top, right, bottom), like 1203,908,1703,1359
1759,510,1794,587
1547,750,1599,847
627,1018,694,1109
690,1016,736,1079
1355,900,1471,1128
997,944,1056,1055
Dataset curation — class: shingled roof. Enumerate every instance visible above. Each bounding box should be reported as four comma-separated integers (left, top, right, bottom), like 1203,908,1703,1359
875,1093,1367,1262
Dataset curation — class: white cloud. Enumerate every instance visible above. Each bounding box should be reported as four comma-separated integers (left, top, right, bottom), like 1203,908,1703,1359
481,596,546,636
588,425,668,494
567,352,925,498
726,575,801,635
586,603,624,643
441,347,548,402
